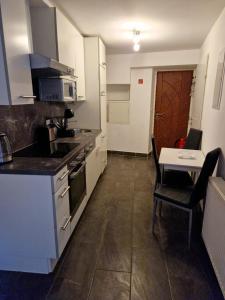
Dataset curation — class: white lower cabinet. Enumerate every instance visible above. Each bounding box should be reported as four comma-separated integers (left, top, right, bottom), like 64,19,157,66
100,134,107,173
86,145,101,200
54,182,71,256
0,138,105,274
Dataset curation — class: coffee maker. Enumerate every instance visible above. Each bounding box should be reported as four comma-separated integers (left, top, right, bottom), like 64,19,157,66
55,108,75,137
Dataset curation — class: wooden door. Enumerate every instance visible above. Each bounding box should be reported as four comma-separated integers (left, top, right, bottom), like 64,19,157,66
154,71,193,153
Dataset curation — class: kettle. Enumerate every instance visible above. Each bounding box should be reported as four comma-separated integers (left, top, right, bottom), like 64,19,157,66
0,132,13,164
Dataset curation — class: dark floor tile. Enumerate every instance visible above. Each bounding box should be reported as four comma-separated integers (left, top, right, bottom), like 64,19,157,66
165,244,216,300
97,227,132,272
0,271,21,295
47,277,81,300
131,245,172,300
57,241,98,291
89,270,130,300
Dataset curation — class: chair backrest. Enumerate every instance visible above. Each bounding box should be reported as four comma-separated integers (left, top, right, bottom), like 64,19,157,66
151,137,161,185
190,148,221,206
185,128,202,150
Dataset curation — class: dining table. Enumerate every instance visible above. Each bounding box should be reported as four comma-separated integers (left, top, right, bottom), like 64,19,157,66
159,147,205,183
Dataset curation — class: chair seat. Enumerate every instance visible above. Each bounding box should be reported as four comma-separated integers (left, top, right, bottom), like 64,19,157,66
154,184,194,208
163,170,194,187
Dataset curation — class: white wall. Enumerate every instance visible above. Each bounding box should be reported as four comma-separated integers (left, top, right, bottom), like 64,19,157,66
197,8,225,177
107,49,200,84
107,68,153,154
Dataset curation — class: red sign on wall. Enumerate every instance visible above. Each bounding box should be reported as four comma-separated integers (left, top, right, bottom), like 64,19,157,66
138,78,144,84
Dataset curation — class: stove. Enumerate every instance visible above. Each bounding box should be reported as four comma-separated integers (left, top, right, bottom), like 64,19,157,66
14,142,80,158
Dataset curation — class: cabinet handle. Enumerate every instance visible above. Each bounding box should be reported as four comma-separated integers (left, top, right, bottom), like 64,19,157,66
58,170,69,181
78,96,84,99
100,91,106,96
102,62,107,66
61,216,71,231
60,186,70,198
19,95,37,99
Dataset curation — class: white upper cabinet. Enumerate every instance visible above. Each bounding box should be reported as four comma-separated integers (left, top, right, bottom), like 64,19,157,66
99,38,106,68
0,0,34,105
31,7,75,69
75,32,86,100
30,6,86,100
55,9,76,70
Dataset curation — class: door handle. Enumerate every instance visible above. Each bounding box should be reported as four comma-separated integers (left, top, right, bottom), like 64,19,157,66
155,112,165,118
61,216,71,231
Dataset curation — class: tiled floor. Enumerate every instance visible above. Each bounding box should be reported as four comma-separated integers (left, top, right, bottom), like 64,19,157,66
0,154,223,300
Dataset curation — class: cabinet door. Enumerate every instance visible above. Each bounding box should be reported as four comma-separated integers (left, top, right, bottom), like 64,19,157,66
54,182,71,257
100,135,107,173
100,65,107,135
56,9,76,69
86,147,100,200
75,33,86,101
0,0,34,105
99,38,106,67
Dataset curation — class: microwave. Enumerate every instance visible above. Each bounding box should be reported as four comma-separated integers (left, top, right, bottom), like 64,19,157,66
38,76,77,102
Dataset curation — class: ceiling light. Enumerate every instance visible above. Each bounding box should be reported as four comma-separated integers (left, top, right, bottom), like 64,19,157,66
133,30,140,44
133,43,140,52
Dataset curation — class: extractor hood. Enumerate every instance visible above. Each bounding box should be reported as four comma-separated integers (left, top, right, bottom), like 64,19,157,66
30,54,75,77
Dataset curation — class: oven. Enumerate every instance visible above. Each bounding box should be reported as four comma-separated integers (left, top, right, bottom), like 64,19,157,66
68,150,86,218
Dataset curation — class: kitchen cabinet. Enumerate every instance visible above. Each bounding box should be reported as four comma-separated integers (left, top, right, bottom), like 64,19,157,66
86,144,101,200
0,0,34,105
99,38,106,67
75,33,86,100
30,6,85,100
0,166,71,273
75,37,107,171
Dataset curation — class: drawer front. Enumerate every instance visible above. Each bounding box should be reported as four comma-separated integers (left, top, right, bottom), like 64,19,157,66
57,212,71,257
54,182,71,256
52,166,69,193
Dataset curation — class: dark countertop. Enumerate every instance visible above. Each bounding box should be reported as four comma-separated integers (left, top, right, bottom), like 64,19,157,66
0,130,101,176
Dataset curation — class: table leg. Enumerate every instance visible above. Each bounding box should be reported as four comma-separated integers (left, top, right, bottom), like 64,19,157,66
161,165,164,184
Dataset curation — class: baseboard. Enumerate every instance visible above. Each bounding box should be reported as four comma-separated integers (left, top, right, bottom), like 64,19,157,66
107,150,151,158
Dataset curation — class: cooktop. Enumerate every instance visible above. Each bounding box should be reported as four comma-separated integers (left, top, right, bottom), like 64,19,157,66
14,142,80,158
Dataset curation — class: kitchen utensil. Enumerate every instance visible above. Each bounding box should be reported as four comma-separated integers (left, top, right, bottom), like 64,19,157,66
0,132,13,164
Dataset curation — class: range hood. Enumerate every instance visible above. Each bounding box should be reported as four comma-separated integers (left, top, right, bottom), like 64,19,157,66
30,54,75,77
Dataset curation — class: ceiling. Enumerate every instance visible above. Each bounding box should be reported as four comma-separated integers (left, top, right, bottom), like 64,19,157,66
36,0,225,54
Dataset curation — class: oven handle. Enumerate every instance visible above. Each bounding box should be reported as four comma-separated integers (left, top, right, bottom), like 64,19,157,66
69,161,86,179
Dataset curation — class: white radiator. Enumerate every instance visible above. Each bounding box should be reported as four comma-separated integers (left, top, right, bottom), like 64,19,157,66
202,177,225,299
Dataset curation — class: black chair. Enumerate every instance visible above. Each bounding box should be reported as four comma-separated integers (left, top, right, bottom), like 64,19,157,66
185,128,202,150
152,147,221,248
151,137,193,188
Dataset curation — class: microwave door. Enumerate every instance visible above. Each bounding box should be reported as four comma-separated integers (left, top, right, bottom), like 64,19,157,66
63,81,76,102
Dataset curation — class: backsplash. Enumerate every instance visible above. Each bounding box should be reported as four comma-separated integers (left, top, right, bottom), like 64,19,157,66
0,102,66,152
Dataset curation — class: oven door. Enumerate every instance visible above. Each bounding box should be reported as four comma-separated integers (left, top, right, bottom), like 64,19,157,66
63,80,77,102
68,161,86,218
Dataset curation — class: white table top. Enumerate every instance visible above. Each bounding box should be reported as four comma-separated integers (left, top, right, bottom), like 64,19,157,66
159,148,205,172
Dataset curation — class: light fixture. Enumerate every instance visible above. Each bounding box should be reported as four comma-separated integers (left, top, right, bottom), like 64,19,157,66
133,43,140,52
132,30,141,52
133,30,140,44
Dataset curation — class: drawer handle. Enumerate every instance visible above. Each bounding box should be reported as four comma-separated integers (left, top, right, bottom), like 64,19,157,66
61,216,71,231
60,186,70,198
19,95,37,99
58,170,69,181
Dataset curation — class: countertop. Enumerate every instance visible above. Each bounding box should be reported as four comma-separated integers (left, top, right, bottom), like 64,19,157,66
0,130,101,176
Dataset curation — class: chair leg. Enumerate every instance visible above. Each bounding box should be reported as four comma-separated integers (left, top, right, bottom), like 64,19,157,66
152,198,158,234
159,200,162,217
188,210,193,249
